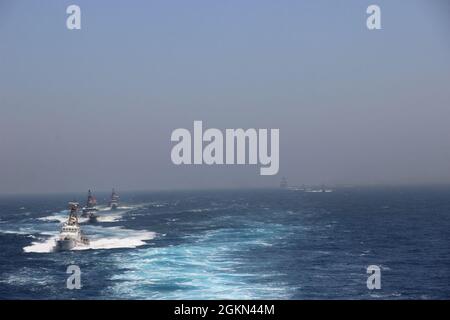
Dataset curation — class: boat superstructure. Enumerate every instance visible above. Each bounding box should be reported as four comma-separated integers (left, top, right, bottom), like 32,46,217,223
55,202,90,251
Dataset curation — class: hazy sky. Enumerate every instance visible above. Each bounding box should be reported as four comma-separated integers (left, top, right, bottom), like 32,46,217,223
1,0,450,194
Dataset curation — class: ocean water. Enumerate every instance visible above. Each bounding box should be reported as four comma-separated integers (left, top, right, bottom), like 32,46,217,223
0,187,449,300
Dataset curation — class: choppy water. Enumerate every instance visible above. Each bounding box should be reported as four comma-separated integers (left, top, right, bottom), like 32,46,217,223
0,187,449,299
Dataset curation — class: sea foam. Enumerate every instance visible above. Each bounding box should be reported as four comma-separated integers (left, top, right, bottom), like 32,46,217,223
23,227,156,253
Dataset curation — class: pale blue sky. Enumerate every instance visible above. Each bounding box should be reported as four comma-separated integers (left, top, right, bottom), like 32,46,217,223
0,0,449,193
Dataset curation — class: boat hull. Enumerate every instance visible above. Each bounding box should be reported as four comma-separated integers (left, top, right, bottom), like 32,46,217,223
56,239,76,251
82,208,98,221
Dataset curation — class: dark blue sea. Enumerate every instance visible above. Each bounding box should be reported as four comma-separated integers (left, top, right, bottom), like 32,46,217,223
0,187,449,299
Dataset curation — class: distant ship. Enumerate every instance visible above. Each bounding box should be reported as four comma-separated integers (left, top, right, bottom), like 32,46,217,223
280,177,288,189
109,188,119,210
55,202,90,251
81,190,99,222
280,178,307,191
305,185,334,193
287,184,306,191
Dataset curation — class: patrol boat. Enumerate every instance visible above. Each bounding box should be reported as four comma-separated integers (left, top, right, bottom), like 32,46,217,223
55,202,90,251
109,188,119,210
81,189,99,222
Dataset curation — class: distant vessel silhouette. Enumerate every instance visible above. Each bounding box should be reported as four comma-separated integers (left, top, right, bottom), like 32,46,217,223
110,188,119,210
81,190,99,222
280,177,288,189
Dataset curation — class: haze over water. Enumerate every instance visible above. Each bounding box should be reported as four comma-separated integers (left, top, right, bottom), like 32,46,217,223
1,0,450,194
